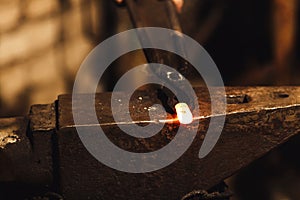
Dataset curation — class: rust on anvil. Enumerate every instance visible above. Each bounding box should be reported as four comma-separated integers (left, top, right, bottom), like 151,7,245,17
55,86,300,200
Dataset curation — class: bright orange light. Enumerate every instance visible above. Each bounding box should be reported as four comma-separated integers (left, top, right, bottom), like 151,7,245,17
175,103,193,124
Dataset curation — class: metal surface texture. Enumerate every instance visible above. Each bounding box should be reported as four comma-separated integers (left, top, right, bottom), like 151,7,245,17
0,115,53,199
56,86,300,199
0,86,300,199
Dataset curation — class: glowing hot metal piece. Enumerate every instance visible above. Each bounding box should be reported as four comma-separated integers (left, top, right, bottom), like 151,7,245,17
175,103,193,124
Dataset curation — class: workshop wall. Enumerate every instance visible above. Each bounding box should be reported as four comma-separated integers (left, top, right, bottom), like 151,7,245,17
0,0,92,116
2,0,298,118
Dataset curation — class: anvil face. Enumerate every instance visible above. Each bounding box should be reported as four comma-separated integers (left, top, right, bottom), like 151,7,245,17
1,87,300,199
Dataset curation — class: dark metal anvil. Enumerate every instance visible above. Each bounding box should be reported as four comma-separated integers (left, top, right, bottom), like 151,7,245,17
1,86,300,199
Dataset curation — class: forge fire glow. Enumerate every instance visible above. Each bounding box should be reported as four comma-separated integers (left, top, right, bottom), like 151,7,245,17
175,103,193,124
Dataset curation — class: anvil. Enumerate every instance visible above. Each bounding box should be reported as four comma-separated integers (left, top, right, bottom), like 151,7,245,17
0,86,300,199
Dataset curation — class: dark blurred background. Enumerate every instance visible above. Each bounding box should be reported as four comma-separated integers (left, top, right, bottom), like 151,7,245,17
0,0,299,199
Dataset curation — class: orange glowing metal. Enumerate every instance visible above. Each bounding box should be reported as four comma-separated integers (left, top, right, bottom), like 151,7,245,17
175,103,193,124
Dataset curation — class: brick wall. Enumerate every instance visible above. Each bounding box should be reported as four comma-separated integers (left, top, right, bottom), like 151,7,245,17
0,0,123,117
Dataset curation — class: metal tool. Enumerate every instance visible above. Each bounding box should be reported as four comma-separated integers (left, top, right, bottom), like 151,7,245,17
1,86,300,199
125,0,194,113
